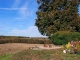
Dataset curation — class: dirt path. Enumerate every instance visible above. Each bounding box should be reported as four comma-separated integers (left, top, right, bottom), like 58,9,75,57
0,43,61,55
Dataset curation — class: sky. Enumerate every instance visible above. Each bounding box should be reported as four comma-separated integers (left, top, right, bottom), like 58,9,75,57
0,0,47,37
0,0,80,37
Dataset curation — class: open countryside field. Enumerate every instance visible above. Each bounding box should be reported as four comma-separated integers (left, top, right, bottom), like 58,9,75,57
0,36,80,60
0,43,80,60
0,43,60,55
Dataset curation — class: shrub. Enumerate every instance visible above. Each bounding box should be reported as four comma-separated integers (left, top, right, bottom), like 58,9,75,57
51,31,80,45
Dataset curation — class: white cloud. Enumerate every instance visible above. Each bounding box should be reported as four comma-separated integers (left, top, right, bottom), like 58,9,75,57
18,2,32,18
0,24,15,30
0,8,28,10
0,0,21,10
15,17,28,20
0,0,33,19
12,0,20,8
9,26,47,37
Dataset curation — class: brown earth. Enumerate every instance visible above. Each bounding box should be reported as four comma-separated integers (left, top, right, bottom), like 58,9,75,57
0,43,61,55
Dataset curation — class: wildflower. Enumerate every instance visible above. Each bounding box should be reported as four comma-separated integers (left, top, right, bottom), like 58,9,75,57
66,42,71,50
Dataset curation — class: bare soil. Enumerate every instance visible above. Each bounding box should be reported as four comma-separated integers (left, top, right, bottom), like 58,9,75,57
0,43,61,55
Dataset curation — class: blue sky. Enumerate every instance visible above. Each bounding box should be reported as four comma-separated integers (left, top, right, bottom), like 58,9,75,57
0,0,80,37
0,0,47,37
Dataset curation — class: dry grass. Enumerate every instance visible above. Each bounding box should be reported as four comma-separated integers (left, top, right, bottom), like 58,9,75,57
0,43,41,55
0,43,61,55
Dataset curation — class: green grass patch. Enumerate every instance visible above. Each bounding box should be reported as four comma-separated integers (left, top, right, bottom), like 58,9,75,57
0,54,13,60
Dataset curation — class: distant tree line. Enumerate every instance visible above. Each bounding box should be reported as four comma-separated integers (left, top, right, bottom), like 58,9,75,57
0,36,50,44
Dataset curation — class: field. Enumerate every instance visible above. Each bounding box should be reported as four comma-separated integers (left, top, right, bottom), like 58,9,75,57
0,43,43,55
0,43,60,55
0,43,80,60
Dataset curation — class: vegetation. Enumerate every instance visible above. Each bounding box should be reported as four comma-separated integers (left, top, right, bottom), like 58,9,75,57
62,41,80,54
7,49,80,60
51,31,80,45
0,36,50,44
35,0,80,36
0,54,13,60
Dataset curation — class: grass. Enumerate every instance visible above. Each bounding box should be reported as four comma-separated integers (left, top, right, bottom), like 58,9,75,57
0,54,13,60
0,49,80,60
9,49,80,60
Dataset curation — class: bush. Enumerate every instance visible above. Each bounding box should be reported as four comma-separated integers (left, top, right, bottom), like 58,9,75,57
51,31,80,45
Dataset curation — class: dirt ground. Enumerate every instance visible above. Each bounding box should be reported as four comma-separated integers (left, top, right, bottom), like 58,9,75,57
0,43,61,55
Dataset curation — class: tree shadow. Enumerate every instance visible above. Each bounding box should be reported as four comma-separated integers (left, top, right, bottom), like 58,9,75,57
76,51,80,55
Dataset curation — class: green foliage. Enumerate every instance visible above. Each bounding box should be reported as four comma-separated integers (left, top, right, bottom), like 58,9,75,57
0,54,13,60
51,31,80,45
35,0,80,36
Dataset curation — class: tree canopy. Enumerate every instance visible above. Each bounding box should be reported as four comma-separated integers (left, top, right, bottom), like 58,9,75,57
35,0,80,36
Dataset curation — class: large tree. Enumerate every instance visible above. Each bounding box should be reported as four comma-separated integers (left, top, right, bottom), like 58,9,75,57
35,0,80,36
